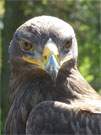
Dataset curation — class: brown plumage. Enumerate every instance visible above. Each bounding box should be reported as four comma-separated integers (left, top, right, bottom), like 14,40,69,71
4,16,101,135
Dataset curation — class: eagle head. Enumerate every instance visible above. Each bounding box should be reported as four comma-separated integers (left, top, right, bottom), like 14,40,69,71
9,16,78,81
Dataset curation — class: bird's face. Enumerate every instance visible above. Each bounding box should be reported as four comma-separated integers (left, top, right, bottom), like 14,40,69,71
9,16,78,81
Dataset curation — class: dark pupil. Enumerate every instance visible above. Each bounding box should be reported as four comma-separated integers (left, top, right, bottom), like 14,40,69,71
65,40,71,48
63,40,72,53
24,42,31,50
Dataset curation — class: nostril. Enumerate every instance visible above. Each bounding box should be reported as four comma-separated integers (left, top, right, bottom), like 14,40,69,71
56,54,59,60
44,56,47,60
57,54,59,58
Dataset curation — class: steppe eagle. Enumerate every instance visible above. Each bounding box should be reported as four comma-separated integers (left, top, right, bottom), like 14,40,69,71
4,16,101,135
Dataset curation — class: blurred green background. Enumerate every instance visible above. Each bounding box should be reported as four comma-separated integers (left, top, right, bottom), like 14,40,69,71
0,0,101,134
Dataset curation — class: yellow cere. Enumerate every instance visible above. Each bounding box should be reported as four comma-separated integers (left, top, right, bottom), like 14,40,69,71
22,56,44,68
43,39,59,55
42,38,59,63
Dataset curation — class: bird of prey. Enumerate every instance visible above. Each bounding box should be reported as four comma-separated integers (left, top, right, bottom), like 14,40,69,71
4,16,101,135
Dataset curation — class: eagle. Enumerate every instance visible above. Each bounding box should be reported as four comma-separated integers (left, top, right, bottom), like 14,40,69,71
4,16,101,135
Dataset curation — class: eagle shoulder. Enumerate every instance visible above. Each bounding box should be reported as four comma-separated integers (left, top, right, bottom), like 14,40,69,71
26,101,101,135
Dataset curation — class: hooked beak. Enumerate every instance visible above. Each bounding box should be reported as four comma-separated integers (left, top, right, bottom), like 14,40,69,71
43,39,60,81
45,54,60,81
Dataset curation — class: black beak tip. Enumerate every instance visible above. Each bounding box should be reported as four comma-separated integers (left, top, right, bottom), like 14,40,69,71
46,68,58,81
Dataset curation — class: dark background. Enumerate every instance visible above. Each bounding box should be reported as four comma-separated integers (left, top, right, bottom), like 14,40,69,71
0,0,101,133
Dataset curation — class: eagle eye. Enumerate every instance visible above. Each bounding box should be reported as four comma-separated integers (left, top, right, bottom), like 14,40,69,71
20,41,33,51
63,39,72,53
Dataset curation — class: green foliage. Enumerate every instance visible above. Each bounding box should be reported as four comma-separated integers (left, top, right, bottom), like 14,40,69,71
79,56,94,81
0,32,2,75
0,109,1,135
76,0,101,90
0,108,2,135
